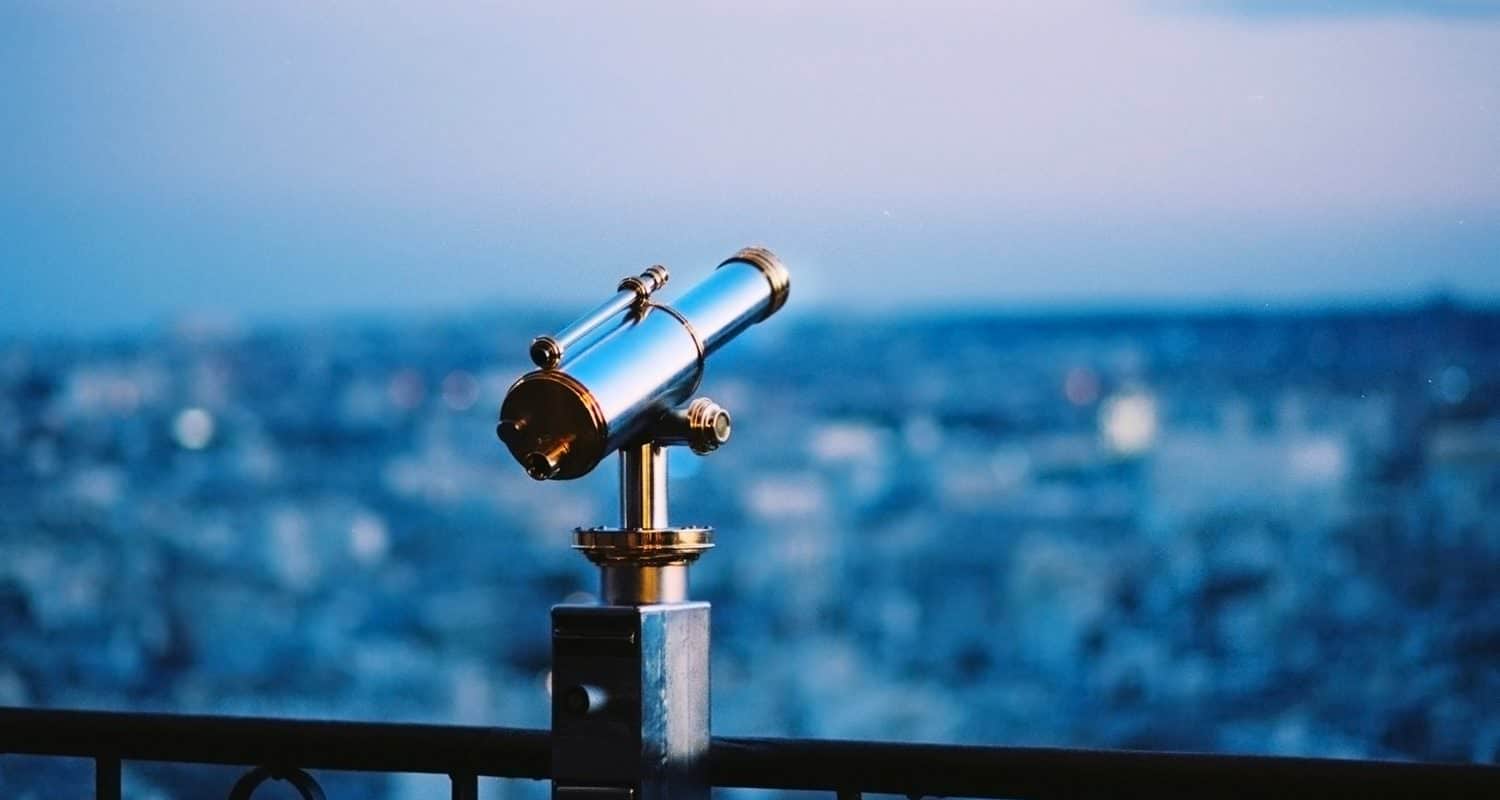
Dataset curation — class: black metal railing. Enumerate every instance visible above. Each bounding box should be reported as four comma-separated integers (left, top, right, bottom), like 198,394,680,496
3,706,1497,799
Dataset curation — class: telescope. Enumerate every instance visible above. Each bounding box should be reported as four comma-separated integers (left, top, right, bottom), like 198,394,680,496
496,246,790,800
496,245,790,599
497,246,789,481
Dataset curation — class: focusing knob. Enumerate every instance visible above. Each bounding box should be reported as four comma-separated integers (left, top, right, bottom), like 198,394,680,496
683,397,731,454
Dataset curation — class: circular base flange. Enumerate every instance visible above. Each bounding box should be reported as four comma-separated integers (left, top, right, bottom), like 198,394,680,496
573,526,713,566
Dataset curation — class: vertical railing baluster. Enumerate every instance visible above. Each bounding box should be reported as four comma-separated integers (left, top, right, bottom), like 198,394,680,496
94,755,121,800
450,771,478,800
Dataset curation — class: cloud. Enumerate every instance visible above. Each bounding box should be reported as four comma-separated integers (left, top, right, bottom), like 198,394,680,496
1170,0,1500,20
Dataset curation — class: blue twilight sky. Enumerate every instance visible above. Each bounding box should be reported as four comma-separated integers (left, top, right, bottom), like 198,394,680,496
3,1,1499,334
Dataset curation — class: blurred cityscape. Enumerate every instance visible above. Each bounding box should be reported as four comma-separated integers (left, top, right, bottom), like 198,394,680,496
0,301,1497,797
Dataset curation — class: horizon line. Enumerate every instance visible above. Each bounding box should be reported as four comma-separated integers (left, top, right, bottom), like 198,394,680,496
5,291,1498,347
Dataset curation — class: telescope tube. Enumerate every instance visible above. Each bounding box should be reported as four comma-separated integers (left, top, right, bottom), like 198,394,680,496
497,247,789,480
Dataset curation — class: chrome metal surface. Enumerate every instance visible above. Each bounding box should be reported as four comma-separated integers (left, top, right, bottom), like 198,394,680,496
497,247,789,481
529,290,632,370
576,526,710,605
653,398,731,455
676,257,780,357
618,264,670,297
600,564,689,605
552,603,710,800
620,444,669,529
530,266,670,369
640,301,707,398
572,527,714,566
710,246,790,329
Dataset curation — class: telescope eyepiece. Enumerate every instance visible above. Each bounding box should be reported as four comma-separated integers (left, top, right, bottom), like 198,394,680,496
524,443,568,481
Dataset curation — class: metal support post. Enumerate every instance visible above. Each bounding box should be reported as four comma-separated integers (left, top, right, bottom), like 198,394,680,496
551,435,717,800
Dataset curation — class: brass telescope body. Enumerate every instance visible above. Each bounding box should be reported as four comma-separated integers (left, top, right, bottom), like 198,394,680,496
495,246,789,603
497,247,788,482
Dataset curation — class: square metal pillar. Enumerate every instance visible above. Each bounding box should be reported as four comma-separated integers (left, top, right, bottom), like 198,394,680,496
551,602,710,800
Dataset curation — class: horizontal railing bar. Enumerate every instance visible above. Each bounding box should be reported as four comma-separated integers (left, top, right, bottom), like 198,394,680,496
3,707,1497,798
0,707,549,779
710,736,1500,799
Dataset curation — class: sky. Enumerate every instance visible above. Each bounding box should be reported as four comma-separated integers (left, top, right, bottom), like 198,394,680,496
3,1,1499,333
